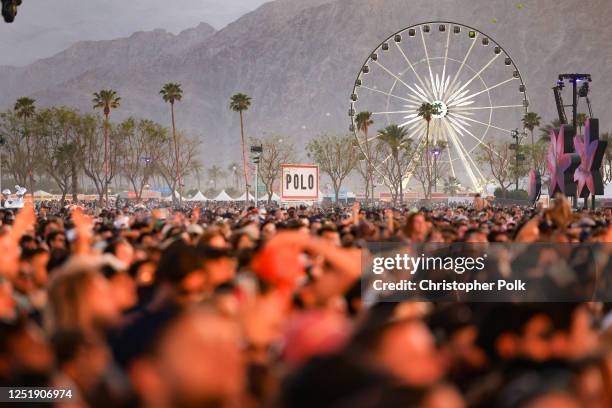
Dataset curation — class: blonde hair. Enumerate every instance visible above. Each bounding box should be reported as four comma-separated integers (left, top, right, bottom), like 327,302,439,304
46,268,101,335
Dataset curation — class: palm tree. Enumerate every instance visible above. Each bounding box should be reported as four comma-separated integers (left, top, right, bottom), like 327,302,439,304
160,82,183,205
14,97,36,124
539,119,562,142
522,112,541,167
14,97,36,192
417,102,441,199
229,93,252,205
92,89,120,206
355,111,374,206
576,113,587,136
378,124,409,204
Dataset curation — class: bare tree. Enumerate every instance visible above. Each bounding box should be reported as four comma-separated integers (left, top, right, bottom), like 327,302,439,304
254,136,295,204
307,134,358,204
80,113,122,204
157,131,200,205
413,140,448,199
117,118,168,200
376,126,417,205
476,141,515,198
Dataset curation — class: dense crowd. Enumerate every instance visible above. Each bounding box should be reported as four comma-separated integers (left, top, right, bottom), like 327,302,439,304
0,194,611,408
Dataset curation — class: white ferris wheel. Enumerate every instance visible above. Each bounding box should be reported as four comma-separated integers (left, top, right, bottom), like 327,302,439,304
349,21,529,192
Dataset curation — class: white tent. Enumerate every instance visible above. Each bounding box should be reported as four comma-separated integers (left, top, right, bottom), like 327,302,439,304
34,190,53,197
236,192,255,201
258,192,281,202
186,191,208,202
213,190,234,201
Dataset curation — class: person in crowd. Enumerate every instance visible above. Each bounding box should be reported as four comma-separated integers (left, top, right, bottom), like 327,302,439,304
0,195,607,407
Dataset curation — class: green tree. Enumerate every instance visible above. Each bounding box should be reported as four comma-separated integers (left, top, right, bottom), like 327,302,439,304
539,119,562,142
307,135,358,204
229,93,252,205
0,110,34,189
443,176,461,195
355,111,375,206
417,102,442,200
92,89,121,205
13,97,37,192
14,97,36,123
35,107,82,205
160,82,184,205
377,124,410,204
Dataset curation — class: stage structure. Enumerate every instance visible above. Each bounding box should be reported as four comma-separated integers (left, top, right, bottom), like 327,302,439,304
349,21,529,192
547,120,607,209
549,74,607,209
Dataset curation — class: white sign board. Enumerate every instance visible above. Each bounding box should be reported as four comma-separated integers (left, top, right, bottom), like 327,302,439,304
281,164,319,201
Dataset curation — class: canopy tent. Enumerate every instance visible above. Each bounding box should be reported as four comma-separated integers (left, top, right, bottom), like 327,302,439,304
236,192,255,201
186,191,208,202
33,190,53,197
212,190,234,201
258,192,281,202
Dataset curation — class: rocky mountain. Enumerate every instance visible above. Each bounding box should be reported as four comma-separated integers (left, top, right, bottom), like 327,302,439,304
0,0,611,164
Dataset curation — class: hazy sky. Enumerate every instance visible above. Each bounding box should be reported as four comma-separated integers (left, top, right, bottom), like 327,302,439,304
0,0,270,66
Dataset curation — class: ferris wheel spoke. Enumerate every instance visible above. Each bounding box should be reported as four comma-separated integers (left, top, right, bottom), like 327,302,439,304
406,121,427,144
441,28,451,97
399,115,423,128
447,53,501,104
446,115,487,148
450,121,500,173
394,41,435,100
372,60,421,98
443,32,479,100
446,142,457,178
437,122,458,178
407,84,430,103
372,110,417,115
441,120,480,190
446,121,488,180
420,28,437,99
446,116,501,163
444,120,487,188
360,85,414,103
448,77,517,107
450,112,513,134
452,104,524,112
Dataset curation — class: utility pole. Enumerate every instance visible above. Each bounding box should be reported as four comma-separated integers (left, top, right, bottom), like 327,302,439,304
511,129,520,191
250,145,263,206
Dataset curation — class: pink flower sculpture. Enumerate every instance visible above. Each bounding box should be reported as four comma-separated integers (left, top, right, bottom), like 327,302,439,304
547,125,580,196
573,118,607,197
